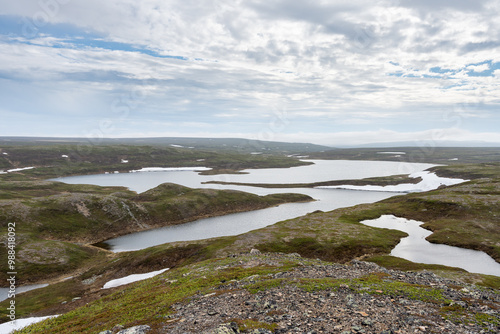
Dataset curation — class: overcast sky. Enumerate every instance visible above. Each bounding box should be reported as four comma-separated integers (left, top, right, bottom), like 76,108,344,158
1,0,499,146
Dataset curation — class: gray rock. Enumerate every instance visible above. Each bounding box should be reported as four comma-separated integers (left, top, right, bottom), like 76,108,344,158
112,324,125,332
117,325,151,334
249,329,273,334
98,331,112,334
250,248,261,255
212,322,240,333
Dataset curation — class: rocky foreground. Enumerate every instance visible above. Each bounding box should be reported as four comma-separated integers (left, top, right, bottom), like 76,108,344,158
96,251,500,334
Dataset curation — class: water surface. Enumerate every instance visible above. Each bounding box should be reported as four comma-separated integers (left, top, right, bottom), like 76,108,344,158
360,215,500,276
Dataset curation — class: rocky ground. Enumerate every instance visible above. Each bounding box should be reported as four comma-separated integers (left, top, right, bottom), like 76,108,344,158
99,252,500,334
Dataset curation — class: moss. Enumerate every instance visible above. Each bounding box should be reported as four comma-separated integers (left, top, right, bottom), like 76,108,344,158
366,255,468,273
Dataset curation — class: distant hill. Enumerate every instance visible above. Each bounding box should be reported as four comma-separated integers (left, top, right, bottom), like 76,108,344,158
0,136,331,154
338,140,500,148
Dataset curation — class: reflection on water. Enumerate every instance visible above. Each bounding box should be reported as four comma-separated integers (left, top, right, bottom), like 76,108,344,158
105,188,394,252
361,215,500,276
53,160,436,252
51,160,437,194
0,284,49,302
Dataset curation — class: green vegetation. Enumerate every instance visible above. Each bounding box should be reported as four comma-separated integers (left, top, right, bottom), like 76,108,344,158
0,179,311,284
307,147,500,165
0,141,499,330
203,174,421,188
0,142,312,180
11,254,496,333
337,164,500,261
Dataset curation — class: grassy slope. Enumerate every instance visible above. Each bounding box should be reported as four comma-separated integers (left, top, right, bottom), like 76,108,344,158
0,143,499,327
203,174,422,188
0,144,311,179
0,180,311,285
339,163,500,261
4,163,499,323
307,147,500,165
12,254,500,334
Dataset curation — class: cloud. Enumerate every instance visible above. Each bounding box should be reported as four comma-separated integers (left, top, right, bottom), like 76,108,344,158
0,1,499,145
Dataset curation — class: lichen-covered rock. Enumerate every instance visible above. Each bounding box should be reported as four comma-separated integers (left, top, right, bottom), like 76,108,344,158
211,322,240,333
117,325,151,334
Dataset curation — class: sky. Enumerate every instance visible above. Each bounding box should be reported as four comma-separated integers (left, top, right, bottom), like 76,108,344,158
0,0,499,147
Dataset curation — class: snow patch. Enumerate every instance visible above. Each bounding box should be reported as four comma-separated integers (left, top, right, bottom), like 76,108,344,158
377,152,406,155
0,315,59,333
102,268,169,289
7,167,35,173
170,144,184,148
61,155,69,158
129,167,212,173
316,171,467,193
121,159,129,163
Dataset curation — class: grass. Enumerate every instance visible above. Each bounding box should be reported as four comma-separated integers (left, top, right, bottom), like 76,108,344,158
0,178,311,285
12,256,295,333
307,147,500,165
1,145,499,330
15,254,495,333
335,172,500,261
203,174,422,189
0,143,312,180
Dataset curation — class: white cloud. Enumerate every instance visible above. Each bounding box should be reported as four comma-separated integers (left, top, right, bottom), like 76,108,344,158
0,0,499,143
467,64,490,72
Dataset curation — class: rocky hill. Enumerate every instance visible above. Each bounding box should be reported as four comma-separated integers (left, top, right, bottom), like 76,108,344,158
21,251,500,333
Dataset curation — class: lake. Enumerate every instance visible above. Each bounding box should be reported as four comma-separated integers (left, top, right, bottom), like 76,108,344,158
51,160,434,250
49,159,499,275
52,159,437,194
360,215,500,276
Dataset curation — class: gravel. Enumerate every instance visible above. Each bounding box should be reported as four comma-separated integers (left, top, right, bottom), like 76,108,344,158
157,253,500,334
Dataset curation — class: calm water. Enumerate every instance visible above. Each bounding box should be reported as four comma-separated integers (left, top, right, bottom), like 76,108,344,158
50,159,500,276
361,215,500,276
52,160,436,251
104,188,394,252
0,284,48,303
52,160,437,195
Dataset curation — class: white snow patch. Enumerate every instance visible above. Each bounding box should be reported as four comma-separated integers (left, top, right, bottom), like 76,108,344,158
0,171,6,174
61,155,69,158
121,159,129,163
2,152,8,155
170,144,184,148
0,315,59,333
129,167,212,173
113,171,119,174
377,152,406,155
316,171,467,193
7,167,35,173
250,152,262,155
449,158,459,161
196,159,206,162
102,268,169,289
